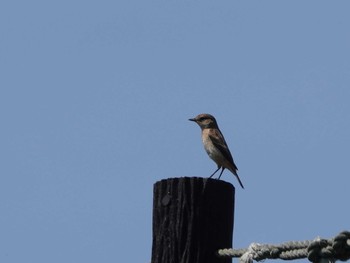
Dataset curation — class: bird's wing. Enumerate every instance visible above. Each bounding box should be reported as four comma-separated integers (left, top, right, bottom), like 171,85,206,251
208,129,238,170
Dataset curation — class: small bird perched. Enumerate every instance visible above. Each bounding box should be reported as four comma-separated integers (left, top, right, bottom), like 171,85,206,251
189,113,244,189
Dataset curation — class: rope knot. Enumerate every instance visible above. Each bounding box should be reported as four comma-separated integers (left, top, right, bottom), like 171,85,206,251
333,231,350,261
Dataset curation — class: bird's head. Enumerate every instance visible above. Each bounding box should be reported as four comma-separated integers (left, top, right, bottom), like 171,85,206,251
189,113,218,129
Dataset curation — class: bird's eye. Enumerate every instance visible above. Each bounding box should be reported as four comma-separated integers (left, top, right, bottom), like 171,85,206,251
198,117,207,122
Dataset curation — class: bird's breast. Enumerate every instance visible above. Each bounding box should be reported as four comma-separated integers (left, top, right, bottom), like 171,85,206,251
201,134,224,164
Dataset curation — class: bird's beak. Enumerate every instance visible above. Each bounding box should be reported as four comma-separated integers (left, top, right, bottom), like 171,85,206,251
189,118,196,122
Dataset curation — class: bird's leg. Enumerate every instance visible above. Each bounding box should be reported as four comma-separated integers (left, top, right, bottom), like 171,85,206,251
209,166,221,178
217,167,225,180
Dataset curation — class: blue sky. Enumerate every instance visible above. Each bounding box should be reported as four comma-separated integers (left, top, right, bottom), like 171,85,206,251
1,1,349,262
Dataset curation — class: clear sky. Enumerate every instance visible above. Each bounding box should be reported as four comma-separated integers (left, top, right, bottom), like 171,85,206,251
1,1,349,262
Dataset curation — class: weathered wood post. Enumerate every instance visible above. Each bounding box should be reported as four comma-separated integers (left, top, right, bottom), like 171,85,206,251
151,177,235,263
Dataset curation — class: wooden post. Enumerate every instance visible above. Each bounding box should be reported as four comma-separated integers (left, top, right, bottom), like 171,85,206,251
151,177,235,263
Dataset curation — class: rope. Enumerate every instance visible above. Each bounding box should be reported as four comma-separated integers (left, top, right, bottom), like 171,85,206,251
217,231,350,263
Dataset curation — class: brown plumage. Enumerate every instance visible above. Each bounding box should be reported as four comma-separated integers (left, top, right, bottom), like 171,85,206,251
189,113,244,189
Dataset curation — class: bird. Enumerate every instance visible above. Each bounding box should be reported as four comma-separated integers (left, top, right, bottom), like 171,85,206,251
189,113,244,189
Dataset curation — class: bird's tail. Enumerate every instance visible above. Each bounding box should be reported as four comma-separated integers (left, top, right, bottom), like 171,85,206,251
228,167,244,189
235,174,244,189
